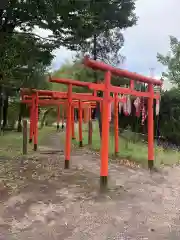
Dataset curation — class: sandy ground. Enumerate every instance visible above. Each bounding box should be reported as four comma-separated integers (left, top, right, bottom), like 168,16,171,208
0,132,180,239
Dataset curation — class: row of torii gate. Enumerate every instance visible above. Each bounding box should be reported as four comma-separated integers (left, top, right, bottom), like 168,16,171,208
21,56,163,189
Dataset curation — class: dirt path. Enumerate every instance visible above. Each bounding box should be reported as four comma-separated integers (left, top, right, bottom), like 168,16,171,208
1,131,180,239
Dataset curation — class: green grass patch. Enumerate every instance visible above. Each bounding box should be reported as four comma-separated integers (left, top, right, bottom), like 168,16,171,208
73,122,180,167
0,127,53,158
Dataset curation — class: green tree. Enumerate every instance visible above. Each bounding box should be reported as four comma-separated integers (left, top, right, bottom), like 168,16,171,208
0,31,53,131
1,0,137,133
1,0,137,84
157,36,180,88
158,88,180,145
1,0,137,79
77,0,137,137
78,0,137,66
0,32,54,82
0,1,136,50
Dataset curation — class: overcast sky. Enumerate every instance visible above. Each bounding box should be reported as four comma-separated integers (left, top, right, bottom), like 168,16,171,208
50,0,180,89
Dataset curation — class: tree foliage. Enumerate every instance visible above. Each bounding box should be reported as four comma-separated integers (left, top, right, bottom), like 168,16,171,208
157,36,180,88
78,0,137,66
0,0,136,49
0,32,54,86
76,0,137,138
79,28,126,66
0,0,137,83
0,0,137,130
158,88,180,144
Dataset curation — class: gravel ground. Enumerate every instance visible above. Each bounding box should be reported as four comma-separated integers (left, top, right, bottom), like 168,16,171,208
0,132,180,239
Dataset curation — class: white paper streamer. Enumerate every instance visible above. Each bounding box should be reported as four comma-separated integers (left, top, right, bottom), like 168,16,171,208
123,96,131,115
134,97,141,116
156,99,160,116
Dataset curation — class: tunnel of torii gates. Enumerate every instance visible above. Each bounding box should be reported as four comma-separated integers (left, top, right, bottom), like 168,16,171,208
20,88,126,153
21,56,162,189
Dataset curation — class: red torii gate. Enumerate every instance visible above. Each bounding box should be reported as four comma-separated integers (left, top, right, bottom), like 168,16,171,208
23,97,96,144
20,89,112,151
49,56,163,189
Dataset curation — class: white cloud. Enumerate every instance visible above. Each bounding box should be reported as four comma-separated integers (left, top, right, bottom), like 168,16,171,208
51,48,76,70
33,26,52,38
121,0,180,79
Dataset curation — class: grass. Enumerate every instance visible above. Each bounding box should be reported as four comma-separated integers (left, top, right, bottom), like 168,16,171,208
73,122,180,167
0,127,53,158
1,122,179,168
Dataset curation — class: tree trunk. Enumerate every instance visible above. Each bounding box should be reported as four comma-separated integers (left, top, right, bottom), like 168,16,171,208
0,86,4,133
93,34,102,139
2,93,9,130
40,108,53,129
17,103,23,132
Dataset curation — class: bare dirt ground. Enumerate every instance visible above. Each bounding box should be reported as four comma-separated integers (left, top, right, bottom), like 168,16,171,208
1,132,180,239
